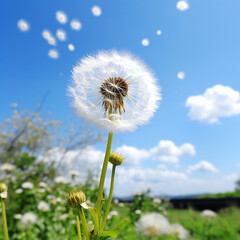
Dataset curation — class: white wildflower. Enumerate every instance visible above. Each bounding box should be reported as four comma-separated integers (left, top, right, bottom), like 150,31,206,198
54,176,68,184
68,170,79,176
47,195,55,200
48,49,59,59
107,210,119,219
17,19,30,32
113,199,119,204
15,189,23,194
56,11,68,24
91,5,102,17
201,209,217,218
177,72,186,80
21,212,37,227
71,219,77,224
21,182,34,189
153,198,162,204
39,182,48,188
68,50,160,133
0,191,7,199
59,213,68,221
38,188,46,193
56,29,67,41
156,30,162,35
170,224,190,239
176,1,189,11
37,201,50,212
119,202,125,207
70,19,82,30
0,163,15,172
68,44,75,51
136,213,170,236
135,209,142,215
141,38,150,46
14,214,22,220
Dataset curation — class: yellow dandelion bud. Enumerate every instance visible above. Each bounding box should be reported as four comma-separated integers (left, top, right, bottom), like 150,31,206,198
109,152,123,166
66,190,91,209
0,183,7,193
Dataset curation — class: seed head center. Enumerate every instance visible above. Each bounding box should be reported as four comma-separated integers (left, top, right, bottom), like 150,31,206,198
100,77,128,115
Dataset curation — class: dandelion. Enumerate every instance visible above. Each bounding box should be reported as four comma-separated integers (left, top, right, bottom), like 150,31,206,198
48,49,59,59
20,212,37,227
92,5,102,16
141,38,150,46
177,72,186,80
153,198,162,204
0,183,7,199
113,199,119,204
48,37,57,46
17,19,30,32
56,29,67,41
107,210,119,219
15,189,23,194
59,213,69,221
56,11,68,24
156,30,162,35
54,176,68,184
39,182,48,188
176,1,189,11
37,201,50,212
14,214,22,220
136,213,170,236
201,209,217,218
170,224,190,239
68,50,160,133
119,202,125,207
0,163,15,173
68,44,75,51
70,19,82,30
21,182,34,189
68,170,79,176
135,209,142,215
42,29,52,40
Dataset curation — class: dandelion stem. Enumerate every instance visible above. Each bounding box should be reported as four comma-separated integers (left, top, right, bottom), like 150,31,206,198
76,215,82,240
96,132,113,219
1,198,9,240
79,208,90,240
101,164,116,232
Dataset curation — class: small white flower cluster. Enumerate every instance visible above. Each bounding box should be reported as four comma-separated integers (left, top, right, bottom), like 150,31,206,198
107,210,119,219
201,209,217,218
54,176,68,184
136,213,190,239
21,182,34,189
0,163,15,173
37,201,50,212
20,212,38,228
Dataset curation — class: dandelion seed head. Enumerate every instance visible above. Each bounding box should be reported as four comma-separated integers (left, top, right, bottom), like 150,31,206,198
48,37,57,46
68,44,75,51
56,11,68,24
1,163,15,172
92,5,102,16
177,71,186,80
21,182,34,189
170,224,190,239
156,30,162,35
70,19,82,31
42,30,51,40
48,49,59,59
17,19,30,32
141,38,150,46
68,50,160,133
56,29,67,41
21,212,37,227
37,201,50,212
177,1,189,11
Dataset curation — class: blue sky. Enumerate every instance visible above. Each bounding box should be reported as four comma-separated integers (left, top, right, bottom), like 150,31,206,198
1,0,240,196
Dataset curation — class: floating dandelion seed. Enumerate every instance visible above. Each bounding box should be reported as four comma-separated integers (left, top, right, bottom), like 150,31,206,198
48,37,57,46
177,71,186,80
92,5,102,16
48,49,59,59
17,19,30,32
42,30,51,40
68,50,160,133
56,11,68,24
70,19,82,31
56,29,67,41
176,1,189,11
68,44,75,51
156,30,162,35
170,224,190,239
141,38,150,46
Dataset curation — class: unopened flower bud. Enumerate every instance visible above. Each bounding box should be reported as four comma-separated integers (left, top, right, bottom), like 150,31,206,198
0,183,7,193
66,190,87,209
109,152,123,166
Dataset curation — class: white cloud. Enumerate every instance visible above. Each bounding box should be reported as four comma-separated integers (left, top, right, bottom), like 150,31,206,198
186,85,240,123
150,140,195,163
115,145,149,165
224,173,239,181
187,161,218,174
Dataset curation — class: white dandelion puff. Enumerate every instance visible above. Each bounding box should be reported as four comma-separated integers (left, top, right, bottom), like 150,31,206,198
156,30,162,35
37,201,50,212
54,176,68,184
201,209,217,218
48,37,57,46
56,29,67,41
70,19,82,31
20,212,37,227
0,163,15,172
141,38,150,46
14,214,22,220
92,5,102,17
170,224,190,239
48,49,59,59
42,30,52,40
17,19,30,32
68,44,75,51
68,50,160,133
21,182,34,189
176,1,189,11
136,213,170,236
177,71,186,80
56,11,68,24
15,189,23,194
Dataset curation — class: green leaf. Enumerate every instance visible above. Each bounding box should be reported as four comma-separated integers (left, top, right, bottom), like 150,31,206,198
100,228,119,239
90,208,100,234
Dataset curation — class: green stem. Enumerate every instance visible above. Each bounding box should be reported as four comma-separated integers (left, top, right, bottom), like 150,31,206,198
96,132,113,218
101,164,116,232
79,208,90,240
1,198,9,240
76,216,82,240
